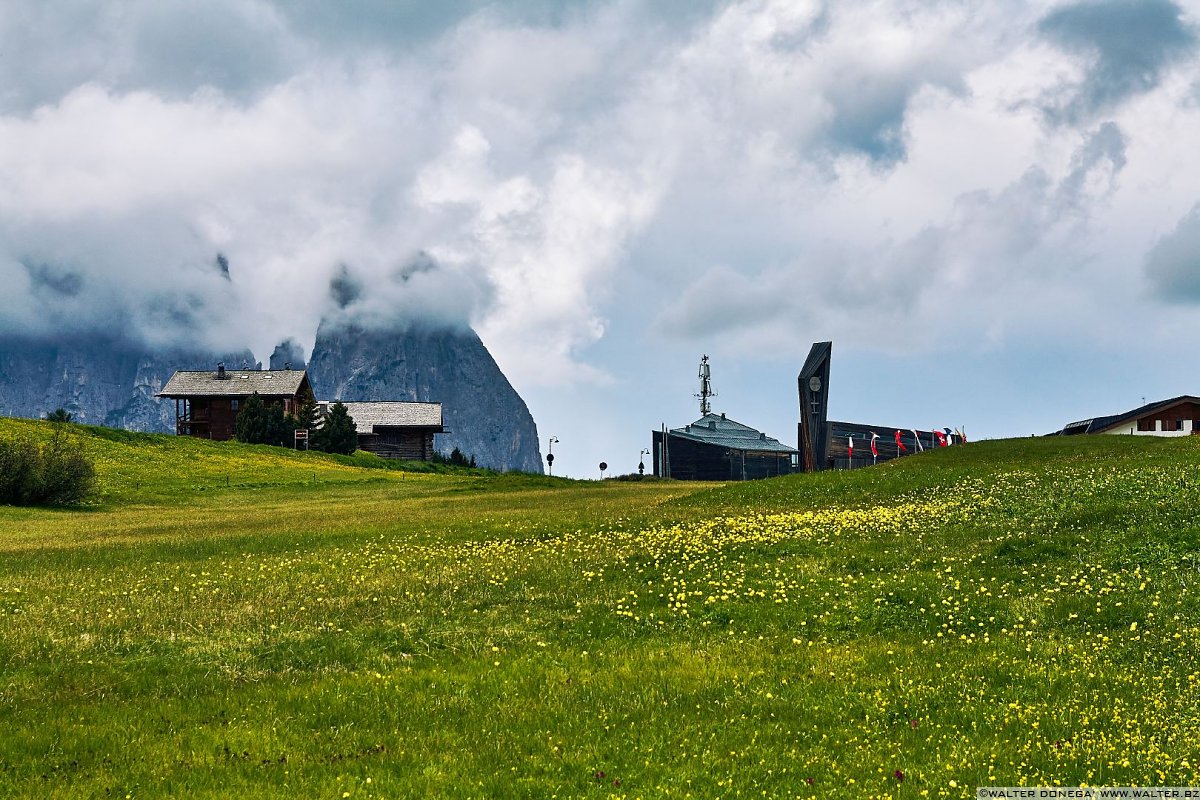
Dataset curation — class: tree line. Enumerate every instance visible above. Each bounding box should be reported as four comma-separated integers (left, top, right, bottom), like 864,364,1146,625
233,394,358,455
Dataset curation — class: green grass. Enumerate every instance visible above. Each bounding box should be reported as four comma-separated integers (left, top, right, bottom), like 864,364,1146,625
2,419,1199,797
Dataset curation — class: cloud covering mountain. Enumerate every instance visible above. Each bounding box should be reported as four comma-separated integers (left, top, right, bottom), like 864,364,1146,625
2,0,1200,475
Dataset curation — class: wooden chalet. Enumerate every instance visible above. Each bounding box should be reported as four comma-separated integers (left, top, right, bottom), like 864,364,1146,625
158,364,314,441
331,401,444,460
1052,395,1200,437
652,413,798,481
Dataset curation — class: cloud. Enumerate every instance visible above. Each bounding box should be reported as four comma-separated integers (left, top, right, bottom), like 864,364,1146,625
654,120,1131,355
0,0,1197,396
414,124,663,384
1145,202,1200,300
1038,0,1197,121
323,251,493,334
1055,120,1127,210
639,0,1000,166
0,1,297,111
0,1,683,373
329,265,363,310
0,69,460,353
24,262,84,298
655,265,795,338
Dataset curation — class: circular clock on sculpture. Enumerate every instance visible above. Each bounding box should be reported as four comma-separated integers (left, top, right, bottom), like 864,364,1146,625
808,376,822,393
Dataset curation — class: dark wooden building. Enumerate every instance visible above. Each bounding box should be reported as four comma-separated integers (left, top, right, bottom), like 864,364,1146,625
652,413,799,481
821,421,944,470
333,401,444,459
158,365,314,441
797,342,949,470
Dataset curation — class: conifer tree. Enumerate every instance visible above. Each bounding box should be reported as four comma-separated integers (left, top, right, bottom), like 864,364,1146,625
293,397,320,433
235,392,293,447
312,401,358,455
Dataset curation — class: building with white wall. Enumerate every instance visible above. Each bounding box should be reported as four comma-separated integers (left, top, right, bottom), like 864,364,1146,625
1054,396,1200,437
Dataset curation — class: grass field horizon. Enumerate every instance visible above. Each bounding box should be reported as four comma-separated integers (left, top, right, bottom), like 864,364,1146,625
1,417,1198,798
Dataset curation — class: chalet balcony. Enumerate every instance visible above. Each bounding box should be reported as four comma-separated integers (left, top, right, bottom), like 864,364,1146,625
175,408,213,437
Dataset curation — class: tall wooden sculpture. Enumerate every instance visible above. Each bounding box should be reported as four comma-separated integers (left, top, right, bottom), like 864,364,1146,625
797,342,832,472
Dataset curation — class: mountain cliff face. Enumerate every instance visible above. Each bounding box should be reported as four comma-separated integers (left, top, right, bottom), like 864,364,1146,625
268,339,307,371
0,336,255,432
306,322,542,473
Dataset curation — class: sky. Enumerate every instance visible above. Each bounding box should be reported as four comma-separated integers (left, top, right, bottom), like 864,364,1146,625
2,0,1200,477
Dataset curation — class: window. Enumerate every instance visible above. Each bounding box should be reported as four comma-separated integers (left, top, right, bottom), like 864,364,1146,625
1176,419,1186,431
1137,418,1155,432
231,399,239,411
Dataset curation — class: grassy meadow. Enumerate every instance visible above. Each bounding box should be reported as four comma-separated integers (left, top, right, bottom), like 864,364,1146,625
1,418,1199,797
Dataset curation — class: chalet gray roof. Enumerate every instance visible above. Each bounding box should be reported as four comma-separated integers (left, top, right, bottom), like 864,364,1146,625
670,413,797,453
329,401,444,433
158,369,309,398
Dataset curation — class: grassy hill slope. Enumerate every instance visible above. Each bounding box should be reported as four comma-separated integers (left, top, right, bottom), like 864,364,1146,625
0,417,490,506
0,420,1198,797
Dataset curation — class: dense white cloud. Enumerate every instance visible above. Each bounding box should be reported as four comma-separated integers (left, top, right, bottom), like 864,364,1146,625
3,0,1200,474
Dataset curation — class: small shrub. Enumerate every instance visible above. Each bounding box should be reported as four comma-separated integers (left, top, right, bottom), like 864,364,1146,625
38,427,96,504
0,427,94,506
0,435,40,503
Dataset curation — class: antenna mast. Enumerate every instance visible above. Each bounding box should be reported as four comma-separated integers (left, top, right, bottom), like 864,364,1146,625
696,354,717,415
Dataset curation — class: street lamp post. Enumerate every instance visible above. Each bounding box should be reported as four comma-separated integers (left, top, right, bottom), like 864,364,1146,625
546,437,559,476
639,448,649,476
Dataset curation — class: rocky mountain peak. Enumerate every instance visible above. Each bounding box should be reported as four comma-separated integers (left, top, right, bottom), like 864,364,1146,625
306,320,542,472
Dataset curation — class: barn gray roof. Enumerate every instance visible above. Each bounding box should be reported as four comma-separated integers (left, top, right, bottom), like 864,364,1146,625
159,369,309,398
330,401,444,433
670,413,796,453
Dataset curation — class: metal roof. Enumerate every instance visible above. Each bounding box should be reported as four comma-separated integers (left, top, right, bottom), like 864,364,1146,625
669,413,797,453
329,401,443,433
159,369,309,398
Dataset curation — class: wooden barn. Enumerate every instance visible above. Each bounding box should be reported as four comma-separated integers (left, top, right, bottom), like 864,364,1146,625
652,413,799,481
158,365,314,441
331,401,444,460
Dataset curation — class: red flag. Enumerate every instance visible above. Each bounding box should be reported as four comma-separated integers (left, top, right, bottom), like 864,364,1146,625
870,432,879,458
847,435,854,460
934,430,948,447
894,430,907,453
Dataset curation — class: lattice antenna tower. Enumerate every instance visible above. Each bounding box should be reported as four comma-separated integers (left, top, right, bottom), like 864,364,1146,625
696,354,717,416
